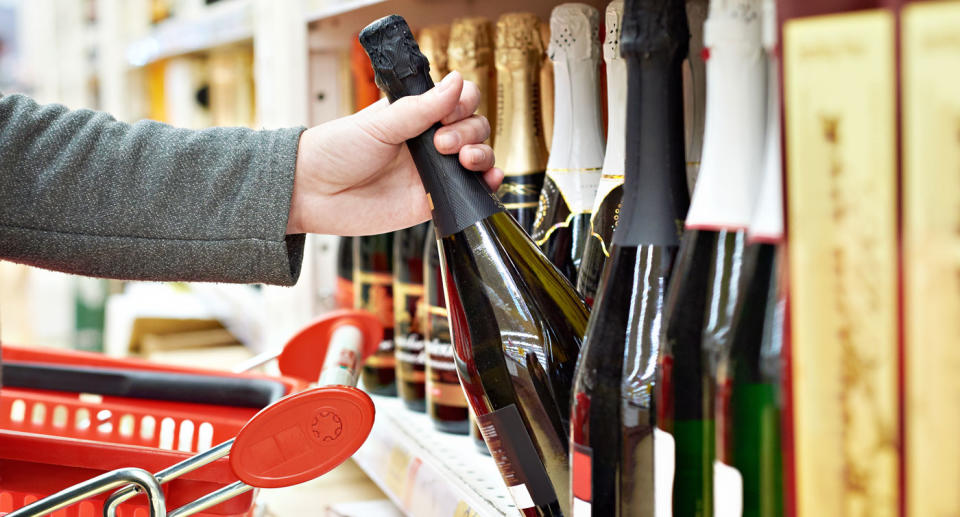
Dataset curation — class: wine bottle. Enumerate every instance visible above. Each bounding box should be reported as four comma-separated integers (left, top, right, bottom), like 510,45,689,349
902,3,960,517
569,0,690,515
781,2,900,516
448,17,495,144
658,1,766,515
354,233,397,396
471,410,491,455
335,236,354,309
714,3,784,514
360,17,590,517
531,3,605,284
394,223,431,412
419,24,450,82
424,222,470,434
576,0,626,305
493,13,550,233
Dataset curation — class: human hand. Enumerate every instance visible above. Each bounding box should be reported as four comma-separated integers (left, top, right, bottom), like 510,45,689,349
287,71,503,235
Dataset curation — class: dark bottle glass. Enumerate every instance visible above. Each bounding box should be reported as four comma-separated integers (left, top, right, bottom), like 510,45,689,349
354,233,397,396
576,0,626,305
360,17,590,517
530,4,604,284
493,13,549,233
336,236,355,309
394,222,431,412
424,221,470,434
471,411,491,455
569,0,691,515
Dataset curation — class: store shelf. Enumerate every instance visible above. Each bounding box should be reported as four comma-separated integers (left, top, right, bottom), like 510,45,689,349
353,395,518,517
126,0,253,67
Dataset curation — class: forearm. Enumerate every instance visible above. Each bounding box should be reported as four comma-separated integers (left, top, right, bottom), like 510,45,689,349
0,94,306,285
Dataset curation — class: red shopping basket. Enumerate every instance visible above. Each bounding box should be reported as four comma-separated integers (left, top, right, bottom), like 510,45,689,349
0,344,307,517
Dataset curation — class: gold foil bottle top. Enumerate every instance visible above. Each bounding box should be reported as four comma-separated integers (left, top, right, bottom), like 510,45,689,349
449,17,493,71
495,13,544,69
548,3,601,63
604,0,624,62
419,24,451,82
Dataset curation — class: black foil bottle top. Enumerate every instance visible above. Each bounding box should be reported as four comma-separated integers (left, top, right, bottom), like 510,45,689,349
359,15,504,237
612,0,690,248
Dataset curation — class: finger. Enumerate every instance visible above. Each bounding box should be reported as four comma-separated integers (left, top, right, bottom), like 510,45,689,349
434,116,491,154
459,144,495,172
361,71,464,144
482,168,504,192
440,80,481,125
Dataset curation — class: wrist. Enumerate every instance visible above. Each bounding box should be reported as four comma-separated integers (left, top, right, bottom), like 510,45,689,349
287,127,320,235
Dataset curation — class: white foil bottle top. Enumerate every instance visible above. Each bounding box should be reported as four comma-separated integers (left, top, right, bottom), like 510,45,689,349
684,0,766,231
544,2,605,213
749,0,782,242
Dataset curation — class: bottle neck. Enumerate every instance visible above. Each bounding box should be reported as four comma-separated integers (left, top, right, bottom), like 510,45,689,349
684,1,765,231
749,52,783,244
601,58,627,176
613,51,690,247
494,66,548,175
458,66,492,120
547,58,605,171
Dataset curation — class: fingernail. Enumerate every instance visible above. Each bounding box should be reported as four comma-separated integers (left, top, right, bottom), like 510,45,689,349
470,148,485,164
437,132,458,150
436,72,456,92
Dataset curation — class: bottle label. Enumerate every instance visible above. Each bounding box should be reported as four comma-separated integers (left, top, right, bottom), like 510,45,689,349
654,428,675,517
587,176,624,257
393,281,426,377
783,10,899,517
572,443,593,516
477,404,558,510
713,460,744,517
531,168,602,245
356,271,395,368
497,172,546,210
902,4,960,517
426,339,467,407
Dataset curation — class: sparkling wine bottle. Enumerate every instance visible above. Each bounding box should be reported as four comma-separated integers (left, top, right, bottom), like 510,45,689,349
569,0,691,515
713,3,785,515
657,1,767,515
360,16,590,516
448,17,495,144
531,3,605,284
355,233,397,396
423,221,470,434
576,0,626,305
493,13,550,233
394,222,431,411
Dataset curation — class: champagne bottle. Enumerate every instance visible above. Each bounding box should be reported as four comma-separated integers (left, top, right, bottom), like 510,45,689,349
424,222,470,434
471,410,491,455
658,1,766,515
360,17,590,517
569,0,690,515
576,0,626,305
354,233,397,396
684,0,708,189
714,4,784,514
394,223,431,412
449,17,495,144
336,236,354,309
493,13,550,233
531,3,605,284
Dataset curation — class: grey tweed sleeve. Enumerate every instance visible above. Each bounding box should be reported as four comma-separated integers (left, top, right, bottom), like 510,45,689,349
0,93,307,286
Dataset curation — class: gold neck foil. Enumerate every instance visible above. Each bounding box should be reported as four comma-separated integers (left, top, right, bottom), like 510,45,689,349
495,13,544,70
419,24,451,83
494,13,548,176
449,17,495,140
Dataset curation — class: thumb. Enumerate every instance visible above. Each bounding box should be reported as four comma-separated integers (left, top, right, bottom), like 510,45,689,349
365,72,463,144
